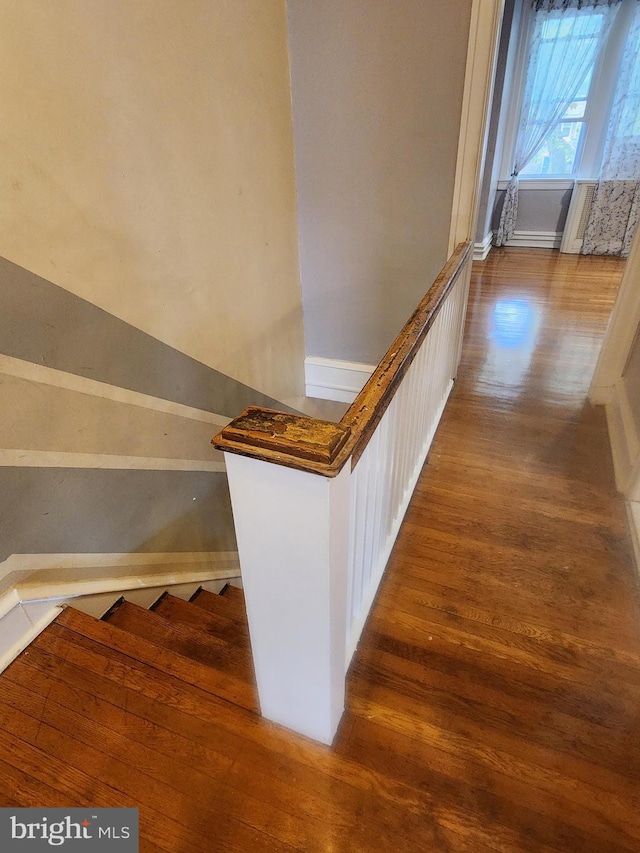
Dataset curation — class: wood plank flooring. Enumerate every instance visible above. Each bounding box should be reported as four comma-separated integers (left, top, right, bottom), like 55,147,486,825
2,247,639,852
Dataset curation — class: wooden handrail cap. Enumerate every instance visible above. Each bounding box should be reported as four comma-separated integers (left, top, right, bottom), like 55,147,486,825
213,407,351,467
212,242,471,476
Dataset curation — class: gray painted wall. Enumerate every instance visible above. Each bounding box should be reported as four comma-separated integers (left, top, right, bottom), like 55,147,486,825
0,469,235,563
0,1,310,576
492,188,572,234
0,257,291,418
0,259,303,562
287,0,472,364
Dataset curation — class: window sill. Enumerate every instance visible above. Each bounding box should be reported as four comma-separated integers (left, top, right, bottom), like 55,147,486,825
497,178,575,191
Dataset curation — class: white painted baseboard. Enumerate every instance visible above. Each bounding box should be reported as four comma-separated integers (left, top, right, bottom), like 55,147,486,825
506,230,563,250
588,384,615,406
473,231,493,261
304,357,375,404
69,578,231,619
0,600,62,673
0,353,230,426
1,549,238,579
0,449,226,472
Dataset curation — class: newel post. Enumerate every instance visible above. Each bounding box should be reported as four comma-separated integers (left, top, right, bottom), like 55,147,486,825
214,409,352,744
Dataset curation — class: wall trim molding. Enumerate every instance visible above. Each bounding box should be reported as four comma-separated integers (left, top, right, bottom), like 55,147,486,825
1,549,239,584
560,180,596,254
0,600,62,675
304,357,375,404
604,380,639,496
448,0,506,253
0,449,226,473
0,553,241,672
590,224,640,397
497,179,574,191
10,562,240,608
506,230,562,250
588,384,614,406
625,501,640,578
598,382,640,580
0,353,231,427
473,231,493,261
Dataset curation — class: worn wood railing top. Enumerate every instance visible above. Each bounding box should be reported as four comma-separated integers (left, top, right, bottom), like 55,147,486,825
212,241,472,477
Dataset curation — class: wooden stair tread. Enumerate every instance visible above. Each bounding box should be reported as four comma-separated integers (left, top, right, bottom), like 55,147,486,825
25,621,262,737
219,584,247,618
55,607,258,713
153,593,251,650
191,586,246,621
103,600,254,682
220,584,244,602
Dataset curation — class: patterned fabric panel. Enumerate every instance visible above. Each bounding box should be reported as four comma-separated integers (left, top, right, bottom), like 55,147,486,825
582,180,640,256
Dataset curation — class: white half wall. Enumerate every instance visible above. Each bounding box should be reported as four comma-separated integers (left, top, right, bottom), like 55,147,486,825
305,357,375,404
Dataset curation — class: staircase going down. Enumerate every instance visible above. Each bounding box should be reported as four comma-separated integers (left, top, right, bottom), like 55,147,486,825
94,584,258,713
0,584,280,852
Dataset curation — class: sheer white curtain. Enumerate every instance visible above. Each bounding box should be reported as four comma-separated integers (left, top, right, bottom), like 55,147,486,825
583,0,640,255
495,0,618,247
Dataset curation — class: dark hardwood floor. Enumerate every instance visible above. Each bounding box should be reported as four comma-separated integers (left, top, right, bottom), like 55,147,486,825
2,247,639,852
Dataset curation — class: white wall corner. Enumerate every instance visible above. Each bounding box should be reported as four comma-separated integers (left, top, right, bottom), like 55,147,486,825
590,227,640,396
588,384,615,406
605,381,639,496
304,357,375,404
625,501,640,577
0,600,61,674
474,231,493,261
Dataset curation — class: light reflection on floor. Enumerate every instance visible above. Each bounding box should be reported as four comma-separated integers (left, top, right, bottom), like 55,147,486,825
467,250,626,411
476,295,541,399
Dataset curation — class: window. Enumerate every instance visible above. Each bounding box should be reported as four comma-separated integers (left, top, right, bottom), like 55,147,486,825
501,0,637,183
519,68,593,176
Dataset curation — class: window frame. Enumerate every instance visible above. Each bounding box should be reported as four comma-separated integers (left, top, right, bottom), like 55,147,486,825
498,0,635,187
